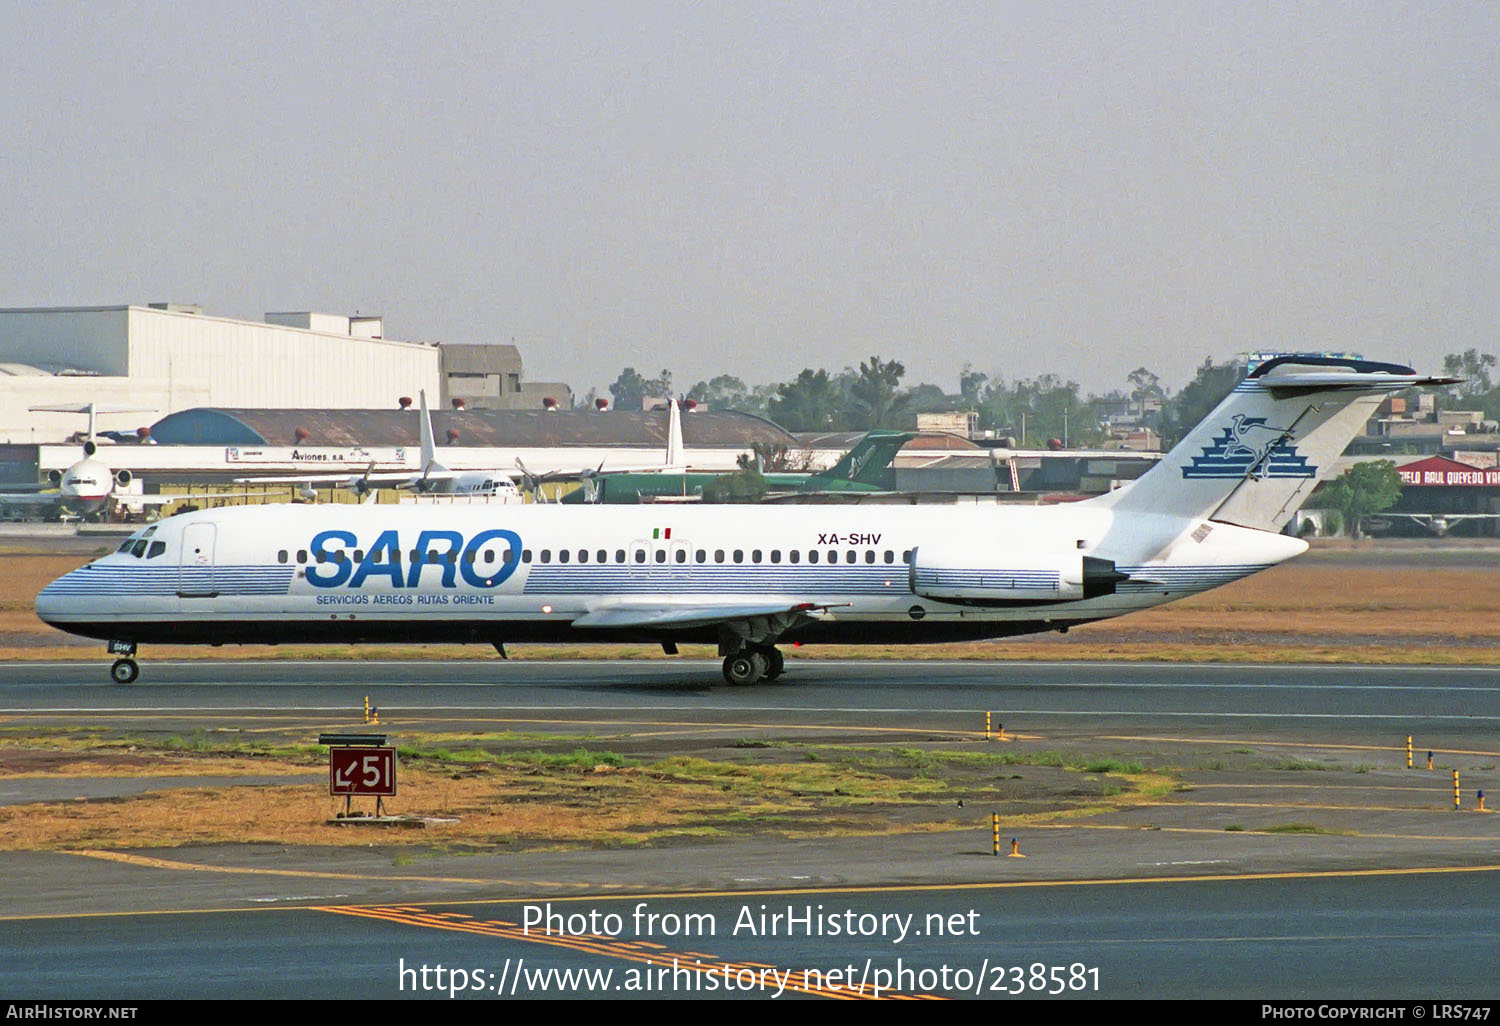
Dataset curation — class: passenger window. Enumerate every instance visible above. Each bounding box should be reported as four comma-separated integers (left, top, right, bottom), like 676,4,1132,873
654,550,666,563
503,550,516,564
715,550,725,563
750,549,761,563
541,550,551,563
884,550,894,564
483,550,494,564
695,549,706,563
733,550,744,563
354,550,365,563
634,549,646,563
674,549,686,563
615,549,625,563
597,549,607,563
827,550,837,563
464,551,477,565
277,550,288,564
577,549,587,563
845,551,856,564
770,550,781,563
789,550,800,564
558,549,569,563
315,550,327,564
865,551,875,564
809,550,819,564
902,549,912,563
522,549,533,563
297,550,308,564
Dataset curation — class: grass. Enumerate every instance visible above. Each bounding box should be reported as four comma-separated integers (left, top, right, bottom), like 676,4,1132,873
0,729,1178,852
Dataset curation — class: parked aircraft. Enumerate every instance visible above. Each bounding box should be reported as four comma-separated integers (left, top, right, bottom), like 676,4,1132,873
0,404,242,520
36,357,1452,685
558,430,914,503
238,391,684,502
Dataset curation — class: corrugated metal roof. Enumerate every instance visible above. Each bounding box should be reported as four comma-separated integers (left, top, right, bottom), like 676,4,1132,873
149,407,800,448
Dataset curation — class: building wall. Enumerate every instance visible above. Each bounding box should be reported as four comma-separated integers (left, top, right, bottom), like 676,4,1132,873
0,306,443,442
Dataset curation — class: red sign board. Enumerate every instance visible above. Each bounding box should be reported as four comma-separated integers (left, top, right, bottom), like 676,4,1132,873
329,746,397,797
1397,457,1500,487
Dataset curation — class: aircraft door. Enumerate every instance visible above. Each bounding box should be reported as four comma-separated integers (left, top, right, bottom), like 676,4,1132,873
669,540,691,584
178,522,218,598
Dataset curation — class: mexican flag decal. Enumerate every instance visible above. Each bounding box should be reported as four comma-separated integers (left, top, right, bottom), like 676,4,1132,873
651,527,672,540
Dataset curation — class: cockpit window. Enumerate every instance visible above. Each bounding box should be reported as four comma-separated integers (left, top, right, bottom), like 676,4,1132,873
130,540,148,558
146,541,166,559
117,540,134,553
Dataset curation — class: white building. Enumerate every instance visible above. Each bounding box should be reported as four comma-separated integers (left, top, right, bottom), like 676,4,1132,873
0,304,442,442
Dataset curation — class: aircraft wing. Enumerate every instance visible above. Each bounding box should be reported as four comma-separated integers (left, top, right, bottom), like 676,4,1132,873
0,491,67,507
570,599,847,630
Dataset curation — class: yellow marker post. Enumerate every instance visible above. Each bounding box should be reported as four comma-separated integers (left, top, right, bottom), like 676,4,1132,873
1428,752,1434,771
1406,736,1412,770
363,696,370,725
992,814,1000,856
1008,837,1025,859
1453,770,1460,812
985,712,991,742
1479,790,1487,813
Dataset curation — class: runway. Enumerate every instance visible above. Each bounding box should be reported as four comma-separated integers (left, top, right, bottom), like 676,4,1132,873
2,658,1498,999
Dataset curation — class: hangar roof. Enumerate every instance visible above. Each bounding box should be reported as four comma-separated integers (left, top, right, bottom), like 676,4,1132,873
148,407,800,448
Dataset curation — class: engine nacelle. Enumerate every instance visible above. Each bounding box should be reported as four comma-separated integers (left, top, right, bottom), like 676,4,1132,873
910,543,1126,605
114,469,132,488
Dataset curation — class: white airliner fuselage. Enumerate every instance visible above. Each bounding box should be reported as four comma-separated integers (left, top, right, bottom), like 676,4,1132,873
36,357,1452,684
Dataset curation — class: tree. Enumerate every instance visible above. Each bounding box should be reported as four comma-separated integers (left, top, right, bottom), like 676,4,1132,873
1126,366,1165,425
1442,349,1496,398
768,369,851,432
687,374,752,411
848,355,909,430
1308,460,1402,538
959,364,988,407
1161,358,1241,446
701,467,767,503
608,367,650,411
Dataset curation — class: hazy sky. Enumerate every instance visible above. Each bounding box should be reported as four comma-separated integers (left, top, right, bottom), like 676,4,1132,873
2,1,1496,399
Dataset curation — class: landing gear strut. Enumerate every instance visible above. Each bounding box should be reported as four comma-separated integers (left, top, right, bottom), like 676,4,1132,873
721,645,783,686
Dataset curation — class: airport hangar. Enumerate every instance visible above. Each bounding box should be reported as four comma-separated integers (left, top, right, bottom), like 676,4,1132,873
0,302,1161,502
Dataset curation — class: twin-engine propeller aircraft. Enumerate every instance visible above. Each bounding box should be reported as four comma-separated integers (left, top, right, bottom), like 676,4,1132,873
37,357,1452,684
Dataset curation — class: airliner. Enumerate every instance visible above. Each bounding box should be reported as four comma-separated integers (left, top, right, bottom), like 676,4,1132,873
0,404,246,520
36,357,1450,685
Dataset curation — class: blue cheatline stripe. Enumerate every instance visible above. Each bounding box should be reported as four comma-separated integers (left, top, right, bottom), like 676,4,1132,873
42,565,296,597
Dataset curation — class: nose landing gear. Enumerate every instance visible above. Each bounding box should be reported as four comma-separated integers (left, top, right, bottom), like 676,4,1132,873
107,640,138,684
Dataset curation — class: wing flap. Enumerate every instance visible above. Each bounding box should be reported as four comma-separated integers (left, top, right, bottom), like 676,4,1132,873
571,599,844,630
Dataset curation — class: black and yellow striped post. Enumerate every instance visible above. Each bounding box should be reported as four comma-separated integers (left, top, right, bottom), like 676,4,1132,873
985,712,992,742
1453,770,1460,811
1406,736,1412,770
364,696,370,724
992,814,1000,856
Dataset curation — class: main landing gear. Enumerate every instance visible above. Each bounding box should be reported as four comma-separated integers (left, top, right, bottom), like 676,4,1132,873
108,640,138,684
721,645,784,686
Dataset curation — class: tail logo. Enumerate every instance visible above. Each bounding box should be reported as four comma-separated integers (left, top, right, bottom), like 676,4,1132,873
1181,415,1316,479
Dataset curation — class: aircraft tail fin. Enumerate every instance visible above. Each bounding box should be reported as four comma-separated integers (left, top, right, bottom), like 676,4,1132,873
1095,356,1456,533
666,398,684,469
811,431,913,489
417,389,446,476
